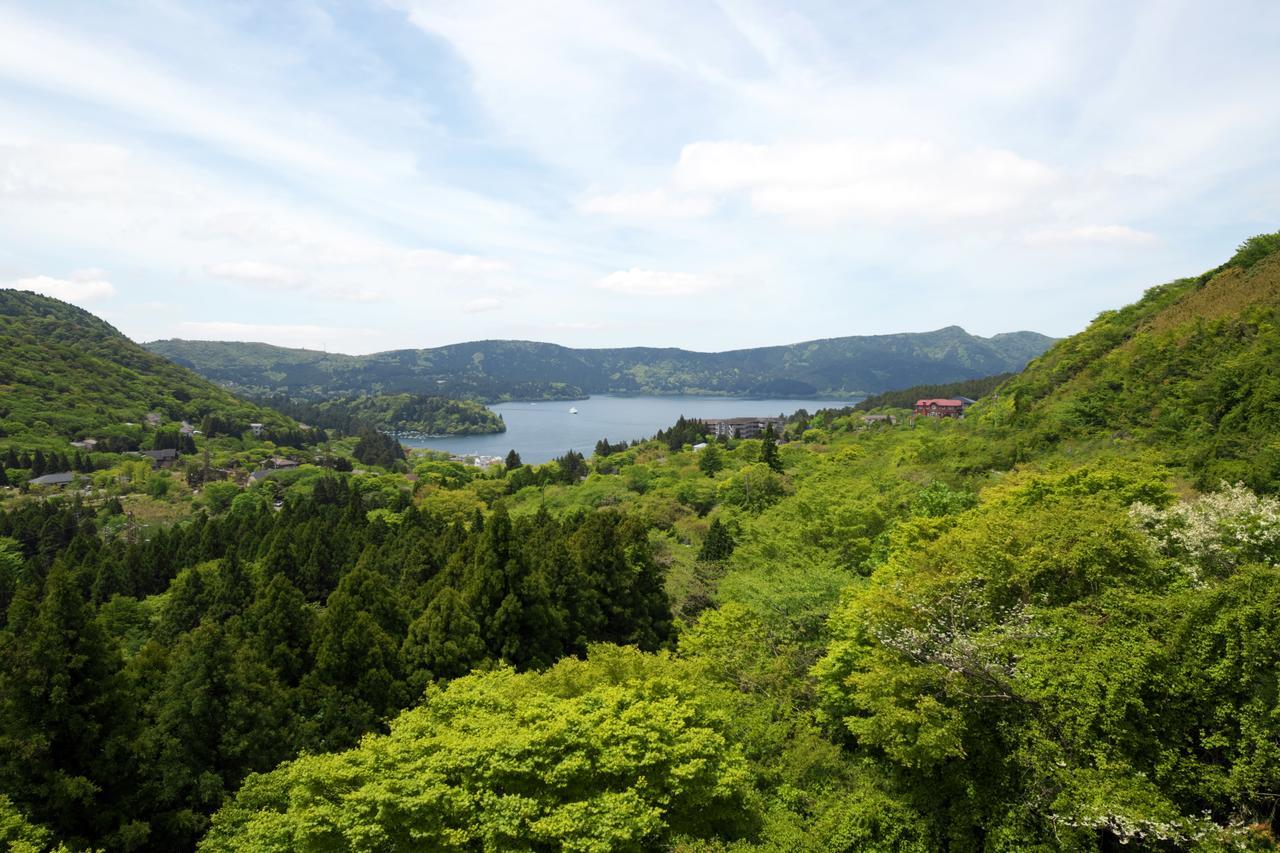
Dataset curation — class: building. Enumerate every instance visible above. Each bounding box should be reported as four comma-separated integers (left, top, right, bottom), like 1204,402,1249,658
140,448,179,467
914,398,970,418
249,423,264,437
70,438,98,450
702,416,787,439
28,472,75,487
271,457,299,469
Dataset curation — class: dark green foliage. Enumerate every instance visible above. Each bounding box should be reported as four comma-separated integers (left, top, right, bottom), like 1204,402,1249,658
504,448,521,470
554,448,588,483
761,424,782,472
0,478,674,850
655,415,710,450
698,518,735,561
146,326,1054,400
698,443,724,477
351,428,405,469
257,392,504,436
851,371,1015,411
593,436,629,456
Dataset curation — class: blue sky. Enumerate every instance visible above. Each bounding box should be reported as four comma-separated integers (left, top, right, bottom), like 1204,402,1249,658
1,0,1278,354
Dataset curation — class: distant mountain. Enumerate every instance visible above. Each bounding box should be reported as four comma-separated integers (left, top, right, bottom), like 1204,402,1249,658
0,290,294,445
144,327,1056,401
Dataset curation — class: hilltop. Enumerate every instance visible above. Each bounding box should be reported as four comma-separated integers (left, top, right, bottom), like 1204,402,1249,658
145,326,1054,401
963,231,1280,490
0,290,294,447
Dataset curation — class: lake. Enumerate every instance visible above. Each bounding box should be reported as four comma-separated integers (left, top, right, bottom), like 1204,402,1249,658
400,394,862,464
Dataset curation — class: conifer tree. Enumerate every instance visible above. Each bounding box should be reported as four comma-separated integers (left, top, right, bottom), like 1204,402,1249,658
698,518,736,562
761,424,782,472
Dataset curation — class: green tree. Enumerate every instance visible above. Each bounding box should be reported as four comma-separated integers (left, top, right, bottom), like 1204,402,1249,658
200,647,757,853
697,443,724,477
698,517,735,562
760,424,782,472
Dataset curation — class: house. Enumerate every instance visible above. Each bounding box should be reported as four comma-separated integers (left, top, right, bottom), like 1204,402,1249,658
691,442,709,451
29,472,75,487
249,469,272,483
70,438,98,450
249,423,264,437
271,457,299,469
914,398,969,418
861,414,897,426
140,448,179,467
179,421,197,436
702,416,787,440
145,412,162,427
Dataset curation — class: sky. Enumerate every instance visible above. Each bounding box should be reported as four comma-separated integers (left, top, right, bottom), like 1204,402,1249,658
1,1,1278,354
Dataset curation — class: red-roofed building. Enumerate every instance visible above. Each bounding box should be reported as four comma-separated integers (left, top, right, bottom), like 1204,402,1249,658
914,398,969,418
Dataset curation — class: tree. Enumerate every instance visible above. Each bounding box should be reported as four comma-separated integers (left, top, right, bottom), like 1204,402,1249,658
0,565,136,846
761,424,782,472
401,587,485,689
698,443,724,477
504,449,522,471
200,648,757,852
699,518,735,561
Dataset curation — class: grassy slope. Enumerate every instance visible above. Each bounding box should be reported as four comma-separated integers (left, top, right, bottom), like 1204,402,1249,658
0,290,294,444
965,236,1280,489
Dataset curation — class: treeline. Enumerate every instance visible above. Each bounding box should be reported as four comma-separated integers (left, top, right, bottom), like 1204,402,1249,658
256,393,505,437
0,481,672,851
853,372,1015,411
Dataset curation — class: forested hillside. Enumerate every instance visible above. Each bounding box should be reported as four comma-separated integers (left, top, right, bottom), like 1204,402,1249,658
145,326,1054,401
257,392,506,436
4,234,1280,851
0,290,295,446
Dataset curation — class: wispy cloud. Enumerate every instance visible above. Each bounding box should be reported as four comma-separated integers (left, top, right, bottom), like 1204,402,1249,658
3,272,116,303
208,261,306,289
1023,225,1161,248
595,269,719,296
0,1,1277,349
464,297,502,313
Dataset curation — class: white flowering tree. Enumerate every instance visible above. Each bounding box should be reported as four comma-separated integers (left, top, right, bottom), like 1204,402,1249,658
1131,483,1280,584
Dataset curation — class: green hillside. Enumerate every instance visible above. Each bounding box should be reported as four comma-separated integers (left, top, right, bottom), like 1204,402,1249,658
145,326,1055,401
263,392,506,436
0,290,294,446
8,235,1280,852
964,232,1280,490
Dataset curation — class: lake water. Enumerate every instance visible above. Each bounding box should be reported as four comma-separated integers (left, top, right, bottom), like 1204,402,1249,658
400,395,862,464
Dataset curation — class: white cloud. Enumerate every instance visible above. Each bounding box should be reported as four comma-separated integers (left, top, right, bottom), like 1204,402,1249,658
464,297,502,313
402,249,510,274
175,321,379,351
3,273,116,303
1022,224,1160,248
595,269,719,296
580,189,715,219
208,260,306,288
672,139,1058,224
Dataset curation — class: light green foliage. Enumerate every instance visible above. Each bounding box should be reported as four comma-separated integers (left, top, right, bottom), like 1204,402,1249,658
0,289,292,445
717,463,789,512
815,465,1280,848
201,647,757,852
0,794,70,853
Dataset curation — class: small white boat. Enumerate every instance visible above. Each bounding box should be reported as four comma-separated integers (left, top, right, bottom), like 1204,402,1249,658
569,406,578,414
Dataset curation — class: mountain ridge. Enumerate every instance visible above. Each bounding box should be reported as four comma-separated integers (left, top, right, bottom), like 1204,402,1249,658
145,326,1055,401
